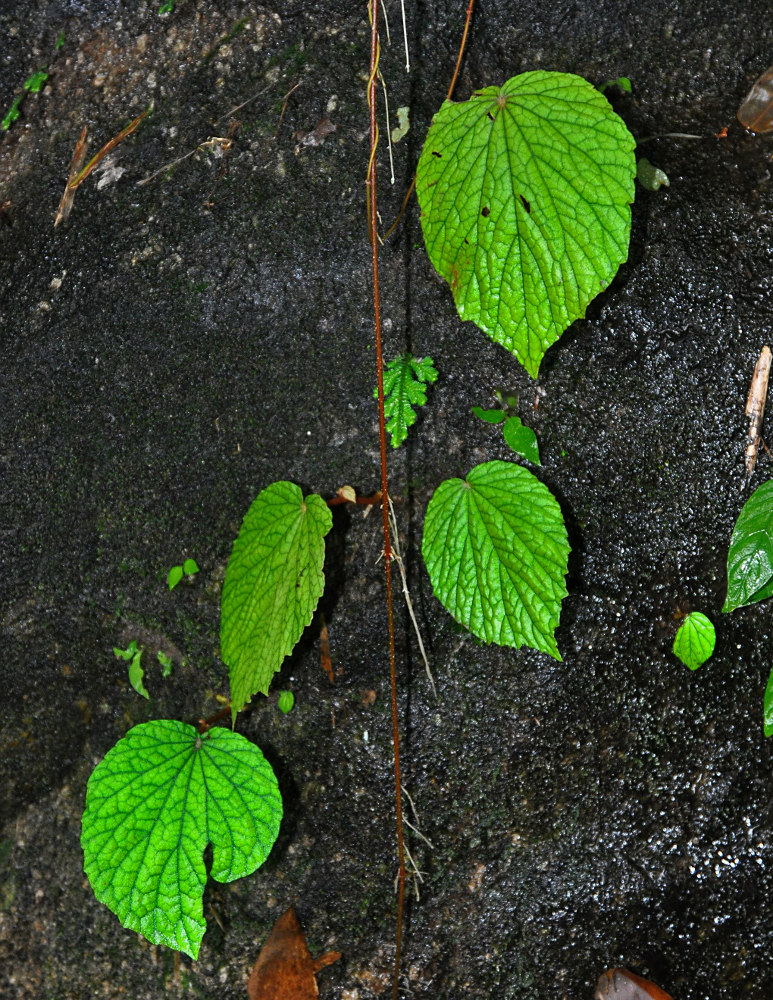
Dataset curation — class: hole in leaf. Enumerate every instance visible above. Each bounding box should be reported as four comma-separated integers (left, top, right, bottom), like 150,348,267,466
519,195,531,213
431,150,442,158
481,206,490,217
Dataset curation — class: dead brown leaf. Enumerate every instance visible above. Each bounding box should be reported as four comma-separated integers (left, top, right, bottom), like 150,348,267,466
738,65,773,133
247,907,341,1000
595,968,673,1000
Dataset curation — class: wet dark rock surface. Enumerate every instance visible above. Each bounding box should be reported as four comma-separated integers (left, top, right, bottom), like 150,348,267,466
2,1,773,997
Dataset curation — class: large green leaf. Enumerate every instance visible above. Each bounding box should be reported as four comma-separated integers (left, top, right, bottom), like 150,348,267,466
672,612,715,670
416,72,636,376
421,460,569,657
723,481,773,613
221,481,332,718
81,720,282,959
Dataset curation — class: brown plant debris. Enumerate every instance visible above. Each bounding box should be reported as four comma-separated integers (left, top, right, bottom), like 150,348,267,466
745,345,771,478
247,907,341,1000
595,968,674,1000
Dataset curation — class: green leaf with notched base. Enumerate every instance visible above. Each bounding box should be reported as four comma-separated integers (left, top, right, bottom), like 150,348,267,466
723,481,773,613
673,612,715,670
81,720,282,959
416,72,636,377
422,460,569,657
221,482,332,719
376,354,438,448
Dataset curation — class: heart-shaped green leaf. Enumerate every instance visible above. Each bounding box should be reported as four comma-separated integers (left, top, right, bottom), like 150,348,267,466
416,72,636,376
221,481,332,719
422,460,569,657
81,720,282,958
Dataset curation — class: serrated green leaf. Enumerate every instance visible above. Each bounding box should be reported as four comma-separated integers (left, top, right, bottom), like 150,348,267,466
168,564,183,590
376,353,438,448
416,72,636,377
723,481,773,613
502,415,541,465
422,460,569,657
764,668,773,738
128,650,150,699
472,406,506,424
672,612,715,670
221,482,332,719
81,720,281,958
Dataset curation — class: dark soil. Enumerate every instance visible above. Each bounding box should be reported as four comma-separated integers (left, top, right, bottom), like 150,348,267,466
2,1,773,998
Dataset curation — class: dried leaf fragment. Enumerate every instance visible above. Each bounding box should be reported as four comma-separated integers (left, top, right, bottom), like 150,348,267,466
738,65,773,133
247,907,340,1000
595,968,673,1000
745,345,771,477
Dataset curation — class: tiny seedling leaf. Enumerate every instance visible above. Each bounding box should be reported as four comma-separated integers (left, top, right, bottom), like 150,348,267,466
416,72,636,377
637,157,670,191
723,481,773,613
168,564,184,590
599,76,632,94
502,415,541,465
113,639,140,661
764,668,773,737
24,70,48,93
81,720,282,958
157,650,174,677
422,460,569,657
672,612,715,670
183,558,200,576
277,690,295,714
1,96,23,131
221,481,332,719
472,406,506,424
376,353,438,448
128,650,149,699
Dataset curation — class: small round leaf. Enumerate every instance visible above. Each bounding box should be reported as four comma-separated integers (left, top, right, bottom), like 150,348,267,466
672,612,715,670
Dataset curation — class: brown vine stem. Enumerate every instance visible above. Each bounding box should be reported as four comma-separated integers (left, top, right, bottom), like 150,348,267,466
367,2,405,998
382,0,475,243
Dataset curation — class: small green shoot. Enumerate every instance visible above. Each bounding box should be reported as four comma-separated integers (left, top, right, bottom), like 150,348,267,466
277,690,295,714
599,76,632,94
472,394,540,465
672,612,715,670
168,558,199,590
377,353,438,448
157,651,174,677
159,0,176,13
114,641,149,699
1,97,23,131
24,70,48,94
2,68,49,131
55,31,66,51
637,157,670,192
764,669,773,737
